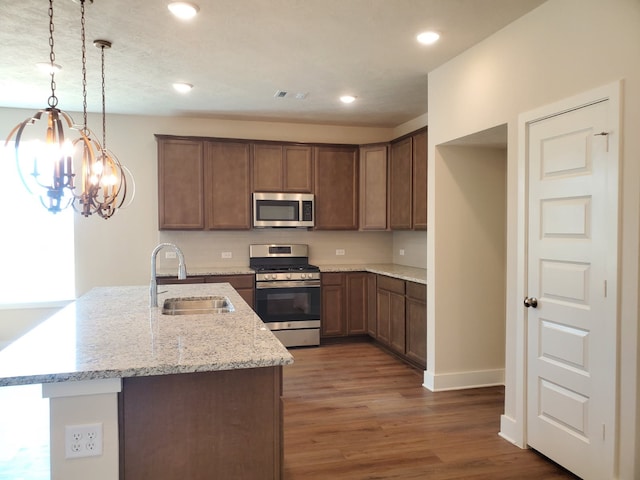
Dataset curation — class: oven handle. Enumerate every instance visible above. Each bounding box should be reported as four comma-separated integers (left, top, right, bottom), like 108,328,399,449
256,281,321,289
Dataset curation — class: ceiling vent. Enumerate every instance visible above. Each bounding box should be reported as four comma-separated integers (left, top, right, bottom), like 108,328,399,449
274,90,288,98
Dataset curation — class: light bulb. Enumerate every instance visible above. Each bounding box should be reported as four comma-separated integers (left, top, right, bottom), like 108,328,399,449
168,2,199,20
417,31,440,45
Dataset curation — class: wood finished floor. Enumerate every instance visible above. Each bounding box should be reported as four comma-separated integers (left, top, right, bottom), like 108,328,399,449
282,341,580,480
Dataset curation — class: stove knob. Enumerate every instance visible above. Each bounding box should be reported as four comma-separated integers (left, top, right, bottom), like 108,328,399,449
286,273,292,279
302,273,309,279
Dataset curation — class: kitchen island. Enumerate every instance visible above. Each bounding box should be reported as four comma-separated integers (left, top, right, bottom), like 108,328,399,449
0,283,292,480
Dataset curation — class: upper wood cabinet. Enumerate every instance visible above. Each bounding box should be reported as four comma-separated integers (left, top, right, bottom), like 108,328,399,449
389,137,413,230
412,129,428,230
313,145,359,230
252,143,313,193
359,143,388,230
205,141,252,230
157,138,205,230
389,128,428,230
157,136,251,230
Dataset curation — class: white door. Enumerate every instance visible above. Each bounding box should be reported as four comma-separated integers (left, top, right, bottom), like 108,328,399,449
525,92,618,479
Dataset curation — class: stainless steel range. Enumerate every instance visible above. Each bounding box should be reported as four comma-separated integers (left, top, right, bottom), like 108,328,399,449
250,244,320,347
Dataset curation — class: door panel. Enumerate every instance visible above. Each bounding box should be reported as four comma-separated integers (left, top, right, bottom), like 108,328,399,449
525,98,617,480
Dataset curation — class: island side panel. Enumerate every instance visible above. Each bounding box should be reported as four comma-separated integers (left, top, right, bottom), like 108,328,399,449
119,367,283,480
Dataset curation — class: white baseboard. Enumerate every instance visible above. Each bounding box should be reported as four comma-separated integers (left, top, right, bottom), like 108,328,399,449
499,414,525,448
422,368,505,392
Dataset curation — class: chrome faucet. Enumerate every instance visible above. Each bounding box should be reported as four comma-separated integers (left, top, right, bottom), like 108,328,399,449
150,242,187,307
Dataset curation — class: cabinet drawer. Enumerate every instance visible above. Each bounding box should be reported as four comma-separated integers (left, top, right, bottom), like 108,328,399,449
406,281,426,302
156,276,206,285
205,274,254,289
377,275,405,295
321,272,344,286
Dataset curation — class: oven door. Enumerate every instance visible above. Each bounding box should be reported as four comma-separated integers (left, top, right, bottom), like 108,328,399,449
254,282,320,327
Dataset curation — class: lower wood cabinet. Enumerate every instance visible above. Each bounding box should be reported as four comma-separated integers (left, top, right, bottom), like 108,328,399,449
321,272,368,338
374,275,426,369
366,273,377,337
156,274,255,309
405,281,427,368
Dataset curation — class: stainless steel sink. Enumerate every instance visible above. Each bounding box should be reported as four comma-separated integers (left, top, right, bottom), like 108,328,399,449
161,296,234,315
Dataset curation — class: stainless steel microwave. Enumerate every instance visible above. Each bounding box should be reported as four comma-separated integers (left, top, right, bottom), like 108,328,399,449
253,192,314,228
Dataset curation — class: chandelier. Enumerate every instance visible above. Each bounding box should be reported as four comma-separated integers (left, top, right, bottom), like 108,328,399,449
4,0,133,218
90,39,135,219
5,0,90,213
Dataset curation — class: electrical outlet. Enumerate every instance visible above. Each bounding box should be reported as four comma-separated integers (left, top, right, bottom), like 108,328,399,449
65,423,103,459
399,249,405,256
164,251,177,259
221,252,232,259
336,249,345,256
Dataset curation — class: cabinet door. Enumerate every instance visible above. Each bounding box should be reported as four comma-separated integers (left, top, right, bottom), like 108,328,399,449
389,292,406,355
359,144,388,230
376,289,391,346
313,146,358,230
389,137,413,230
412,128,428,230
321,273,346,337
205,141,252,230
346,272,367,335
283,145,313,193
157,138,205,229
252,144,283,192
405,282,427,368
366,273,377,337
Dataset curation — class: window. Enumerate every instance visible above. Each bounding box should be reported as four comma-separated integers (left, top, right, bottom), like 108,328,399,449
0,143,75,306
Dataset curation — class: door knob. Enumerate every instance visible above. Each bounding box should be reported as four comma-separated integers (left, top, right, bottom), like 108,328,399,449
524,297,538,308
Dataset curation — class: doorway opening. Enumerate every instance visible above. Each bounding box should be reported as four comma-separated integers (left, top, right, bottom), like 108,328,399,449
427,124,507,390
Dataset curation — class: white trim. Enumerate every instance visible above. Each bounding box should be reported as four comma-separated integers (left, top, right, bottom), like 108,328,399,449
508,80,621,473
499,414,522,447
0,300,73,311
423,368,504,392
42,378,122,398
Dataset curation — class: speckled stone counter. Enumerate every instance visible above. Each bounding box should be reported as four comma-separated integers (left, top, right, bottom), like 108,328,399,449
0,283,293,387
318,263,427,284
156,266,254,277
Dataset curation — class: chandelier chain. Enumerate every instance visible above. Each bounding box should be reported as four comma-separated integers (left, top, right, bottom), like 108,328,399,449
101,45,107,150
47,0,58,108
80,0,89,134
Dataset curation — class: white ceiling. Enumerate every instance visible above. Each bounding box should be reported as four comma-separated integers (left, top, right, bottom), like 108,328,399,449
0,0,545,128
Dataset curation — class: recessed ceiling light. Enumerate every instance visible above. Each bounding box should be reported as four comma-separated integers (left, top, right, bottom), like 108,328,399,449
340,95,356,104
417,31,440,45
36,62,62,74
168,2,200,20
173,82,193,93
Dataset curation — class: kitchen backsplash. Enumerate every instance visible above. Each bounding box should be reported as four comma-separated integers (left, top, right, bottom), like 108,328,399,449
157,230,427,271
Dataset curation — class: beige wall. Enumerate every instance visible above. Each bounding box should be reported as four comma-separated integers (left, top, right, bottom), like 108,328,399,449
427,0,640,476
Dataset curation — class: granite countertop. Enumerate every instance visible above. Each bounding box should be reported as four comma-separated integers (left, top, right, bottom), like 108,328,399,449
0,283,293,387
156,266,255,277
158,264,427,284
318,264,427,284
